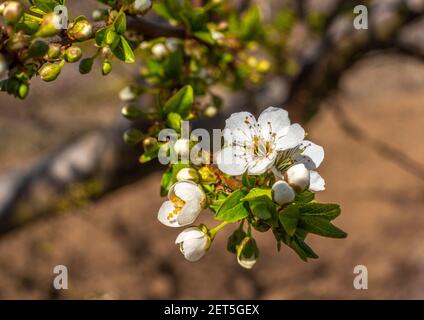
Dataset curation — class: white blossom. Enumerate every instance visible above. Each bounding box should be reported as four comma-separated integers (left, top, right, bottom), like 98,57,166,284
158,181,206,227
284,163,310,192
216,107,305,176
272,180,295,205
175,227,209,262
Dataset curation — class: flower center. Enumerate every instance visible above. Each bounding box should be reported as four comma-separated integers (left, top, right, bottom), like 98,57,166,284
167,194,186,221
252,135,273,157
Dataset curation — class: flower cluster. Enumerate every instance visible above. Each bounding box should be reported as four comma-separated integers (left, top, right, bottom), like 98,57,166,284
158,106,346,268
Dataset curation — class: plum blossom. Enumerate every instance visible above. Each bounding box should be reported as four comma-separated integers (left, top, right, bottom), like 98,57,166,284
274,140,326,192
175,227,210,262
216,107,306,176
158,181,206,227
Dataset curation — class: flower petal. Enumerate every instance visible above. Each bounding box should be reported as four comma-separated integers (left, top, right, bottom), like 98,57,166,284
181,237,208,262
173,181,202,202
223,111,257,146
177,201,202,226
257,107,291,141
275,123,305,151
216,146,249,176
294,140,324,170
247,154,276,175
157,200,179,227
309,171,325,192
175,227,205,244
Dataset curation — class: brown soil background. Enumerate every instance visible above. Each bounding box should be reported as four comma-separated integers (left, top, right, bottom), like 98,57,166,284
0,53,423,299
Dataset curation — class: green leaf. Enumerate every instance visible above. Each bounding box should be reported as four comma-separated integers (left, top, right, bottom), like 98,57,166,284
288,236,318,261
242,188,272,202
166,112,182,131
300,216,347,238
164,50,183,81
298,203,341,220
95,27,108,46
216,190,249,222
162,85,193,118
112,36,135,63
216,202,249,222
249,198,275,220
240,5,262,41
123,128,143,145
294,190,315,204
32,0,61,13
242,172,256,189
193,30,215,44
160,168,173,197
227,229,247,254
279,204,299,236
114,12,126,35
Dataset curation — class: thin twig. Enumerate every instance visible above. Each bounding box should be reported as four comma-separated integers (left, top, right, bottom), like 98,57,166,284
328,99,424,181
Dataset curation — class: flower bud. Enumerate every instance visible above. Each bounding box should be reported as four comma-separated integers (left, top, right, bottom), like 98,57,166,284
17,82,29,99
64,46,82,63
151,43,167,59
272,180,295,205
176,168,199,183
257,59,271,73
0,2,7,15
121,105,145,120
284,163,310,192
92,9,108,21
237,237,259,269
39,62,62,82
131,0,152,14
27,40,49,58
101,60,112,75
119,85,137,101
173,139,190,159
46,44,62,60
67,19,93,42
203,105,218,118
0,54,7,77
100,47,113,60
143,137,158,152
3,1,24,24
175,227,210,262
6,32,27,51
79,58,94,74
36,13,61,37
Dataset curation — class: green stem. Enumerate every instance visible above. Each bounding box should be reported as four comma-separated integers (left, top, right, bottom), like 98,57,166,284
209,221,230,239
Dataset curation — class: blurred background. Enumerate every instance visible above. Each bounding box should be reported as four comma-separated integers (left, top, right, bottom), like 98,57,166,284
0,0,423,299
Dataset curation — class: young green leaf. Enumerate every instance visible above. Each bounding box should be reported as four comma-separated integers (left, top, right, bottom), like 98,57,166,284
300,216,347,238
162,85,194,118
160,168,173,197
242,188,272,202
294,190,315,203
114,12,126,35
216,190,249,222
279,204,299,236
298,203,341,220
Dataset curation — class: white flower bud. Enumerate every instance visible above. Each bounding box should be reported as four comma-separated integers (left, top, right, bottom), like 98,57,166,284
132,0,152,14
3,1,24,24
173,139,190,159
175,227,210,262
284,163,310,192
158,181,206,227
119,86,137,101
176,168,199,182
151,43,167,58
272,180,295,205
203,105,218,118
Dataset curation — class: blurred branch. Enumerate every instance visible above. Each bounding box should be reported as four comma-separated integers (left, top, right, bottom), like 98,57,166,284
284,0,424,122
329,99,424,181
48,16,186,46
